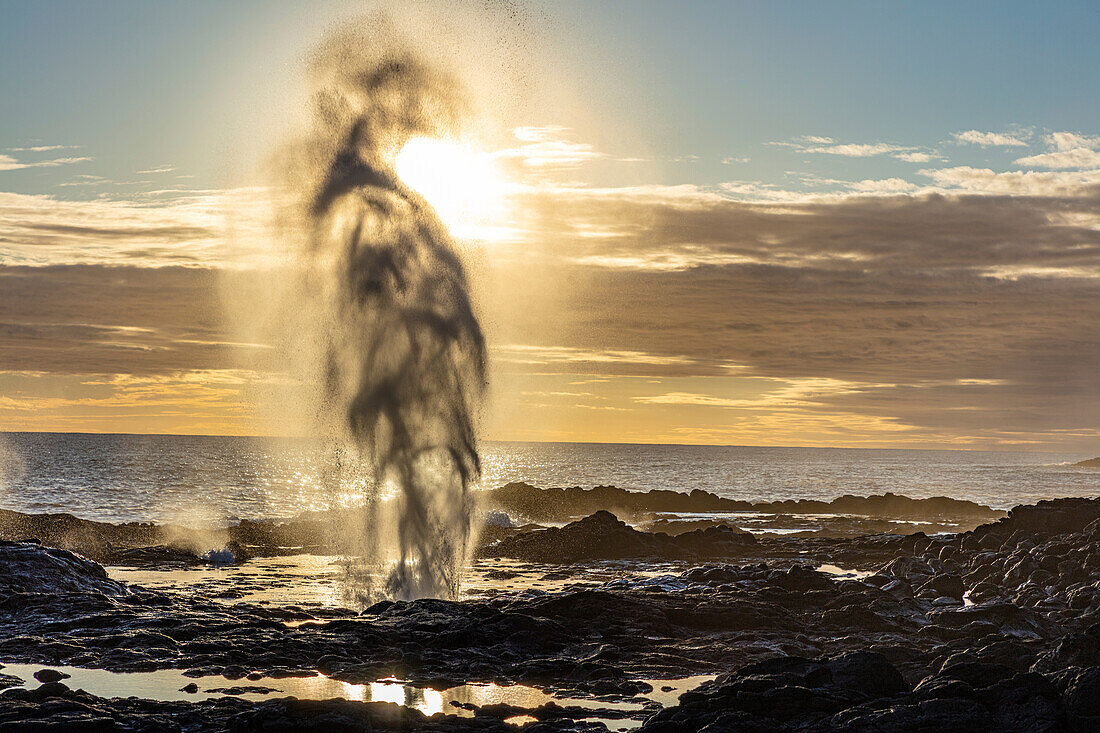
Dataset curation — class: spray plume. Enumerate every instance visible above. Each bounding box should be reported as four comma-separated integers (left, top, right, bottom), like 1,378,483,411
287,28,486,600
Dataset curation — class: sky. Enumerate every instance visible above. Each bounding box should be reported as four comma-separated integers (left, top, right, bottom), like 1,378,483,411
3,1,1100,449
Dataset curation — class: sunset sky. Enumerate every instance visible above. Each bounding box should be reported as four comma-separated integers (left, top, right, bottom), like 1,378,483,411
3,1,1100,449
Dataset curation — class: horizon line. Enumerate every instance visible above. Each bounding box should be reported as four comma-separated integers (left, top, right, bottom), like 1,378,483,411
0,428,1085,454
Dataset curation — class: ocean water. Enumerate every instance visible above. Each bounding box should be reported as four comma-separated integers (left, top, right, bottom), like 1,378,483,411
1,432,1099,524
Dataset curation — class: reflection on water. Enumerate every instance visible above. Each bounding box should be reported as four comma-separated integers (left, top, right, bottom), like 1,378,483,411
110,555,348,607
106,556,687,608
0,663,714,731
816,564,875,580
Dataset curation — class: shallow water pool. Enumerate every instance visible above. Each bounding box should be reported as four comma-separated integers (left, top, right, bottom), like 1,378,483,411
0,662,714,731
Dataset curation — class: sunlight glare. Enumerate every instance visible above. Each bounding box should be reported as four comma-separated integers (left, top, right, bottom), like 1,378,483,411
394,137,510,241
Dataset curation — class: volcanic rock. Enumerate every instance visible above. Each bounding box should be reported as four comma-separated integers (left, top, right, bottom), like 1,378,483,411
484,482,1003,524
32,669,70,683
0,541,128,596
480,510,755,562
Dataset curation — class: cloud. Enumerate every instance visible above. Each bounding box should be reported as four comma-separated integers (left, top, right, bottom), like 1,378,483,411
1048,132,1100,151
57,174,107,187
718,180,815,202
721,156,750,164
0,265,272,376
846,178,918,193
1015,148,1100,169
806,142,908,157
894,151,936,163
1008,131,1100,169
920,165,1100,195
137,165,176,174
952,130,1031,147
496,127,606,168
477,172,1100,445
0,154,92,171
635,378,862,410
0,369,278,435
0,188,273,266
10,121,1100,446
772,137,936,161
6,145,81,153
492,344,711,376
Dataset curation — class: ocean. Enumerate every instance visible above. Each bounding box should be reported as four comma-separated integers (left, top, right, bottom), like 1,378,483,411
1,432,1098,525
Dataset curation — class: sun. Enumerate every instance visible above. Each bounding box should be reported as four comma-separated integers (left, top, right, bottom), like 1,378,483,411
394,136,510,242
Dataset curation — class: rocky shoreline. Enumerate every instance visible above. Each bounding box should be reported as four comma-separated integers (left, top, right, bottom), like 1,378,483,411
1,494,1099,730
0,484,1006,566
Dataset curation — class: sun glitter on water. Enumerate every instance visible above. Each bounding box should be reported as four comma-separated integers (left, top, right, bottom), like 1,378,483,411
394,136,511,242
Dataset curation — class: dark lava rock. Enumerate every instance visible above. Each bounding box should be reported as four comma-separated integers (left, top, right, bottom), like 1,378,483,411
32,669,70,683
206,685,279,695
230,698,521,731
484,482,1003,525
983,497,1100,538
0,541,128,596
1064,667,1100,733
482,510,754,562
0,684,546,732
642,654,1075,732
6,495,1100,732
639,652,907,731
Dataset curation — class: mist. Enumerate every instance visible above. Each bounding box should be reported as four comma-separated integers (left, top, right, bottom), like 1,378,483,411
264,22,488,601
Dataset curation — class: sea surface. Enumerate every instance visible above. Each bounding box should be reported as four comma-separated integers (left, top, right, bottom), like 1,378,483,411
1,432,1099,524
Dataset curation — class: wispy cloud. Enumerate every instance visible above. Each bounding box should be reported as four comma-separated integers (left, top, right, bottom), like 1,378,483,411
0,154,92,172
6,144,82,153
0,369,277,435
0,187,273,267
1014,148,1100,169
57,174,107,187
496,127,606,168
636,378,863,410
952,130,1031,147
894,151,936,163
494,344,697,368
771,137,938,162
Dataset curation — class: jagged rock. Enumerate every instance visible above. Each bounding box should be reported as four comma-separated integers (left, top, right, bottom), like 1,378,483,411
484,482,1003,525
0,541,128,596
4,496,1100,731
481,510,755,562
639,652,907,731
1063,667,1100,733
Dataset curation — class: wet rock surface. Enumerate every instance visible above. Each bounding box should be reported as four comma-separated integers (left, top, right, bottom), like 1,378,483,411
0,541,128,596
1,495,1099,730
